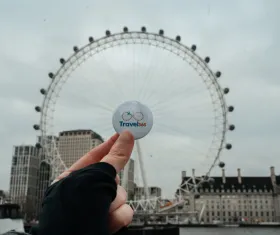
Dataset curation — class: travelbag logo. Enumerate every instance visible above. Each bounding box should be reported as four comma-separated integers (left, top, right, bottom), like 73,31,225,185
119,111,147,127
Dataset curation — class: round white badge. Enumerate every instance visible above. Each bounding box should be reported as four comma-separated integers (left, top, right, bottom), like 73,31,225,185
112,101,153,140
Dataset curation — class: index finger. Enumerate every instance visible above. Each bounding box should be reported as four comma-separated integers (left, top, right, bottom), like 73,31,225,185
68,133,119,171
53,133,119,183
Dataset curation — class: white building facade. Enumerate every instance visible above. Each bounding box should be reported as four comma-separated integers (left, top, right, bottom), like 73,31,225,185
179,167,280,223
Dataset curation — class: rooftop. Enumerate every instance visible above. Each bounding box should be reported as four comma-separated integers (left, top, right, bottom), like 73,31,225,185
59,129,104,142
59,129,94,134
180,175,280,193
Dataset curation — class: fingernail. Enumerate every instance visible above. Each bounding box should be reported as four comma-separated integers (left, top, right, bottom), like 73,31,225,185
120,131,134,142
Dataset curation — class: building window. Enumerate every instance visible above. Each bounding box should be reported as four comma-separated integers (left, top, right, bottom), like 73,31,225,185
22,176,26,184
12,157,17,165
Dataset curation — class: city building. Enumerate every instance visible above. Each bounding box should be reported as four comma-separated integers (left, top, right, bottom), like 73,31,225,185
120,159,135,200
36,135,57,216
134,186,162,201
0,190,8,204
36,130,104,216
179,166,280,223
58,129,103,168
9,145,39,219
118,160,162,202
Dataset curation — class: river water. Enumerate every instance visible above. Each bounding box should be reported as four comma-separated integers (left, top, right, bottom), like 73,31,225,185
180,228,280,235
1,222,280,235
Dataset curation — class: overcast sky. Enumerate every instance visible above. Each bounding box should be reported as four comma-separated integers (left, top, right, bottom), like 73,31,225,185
0,0,279,197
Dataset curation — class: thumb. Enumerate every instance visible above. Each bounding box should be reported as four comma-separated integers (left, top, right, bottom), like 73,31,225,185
101,131,134,173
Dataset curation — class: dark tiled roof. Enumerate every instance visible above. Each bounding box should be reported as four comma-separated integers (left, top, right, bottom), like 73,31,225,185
180,176,280,193
59,129,104,142
60,129,93,135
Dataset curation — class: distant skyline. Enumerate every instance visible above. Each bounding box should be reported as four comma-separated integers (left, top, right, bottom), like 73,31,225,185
0,0,280,197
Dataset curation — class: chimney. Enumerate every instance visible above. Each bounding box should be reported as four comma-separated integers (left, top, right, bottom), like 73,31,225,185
222,169,226,184
270,166,275,175
192,168,195,177
237,168,242,184
181,171,186,181
270,166,276,185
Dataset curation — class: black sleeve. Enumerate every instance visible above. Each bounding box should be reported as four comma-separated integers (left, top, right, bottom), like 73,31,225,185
33,162,125,235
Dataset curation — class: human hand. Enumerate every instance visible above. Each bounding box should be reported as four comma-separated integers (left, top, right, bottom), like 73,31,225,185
53,131,135,233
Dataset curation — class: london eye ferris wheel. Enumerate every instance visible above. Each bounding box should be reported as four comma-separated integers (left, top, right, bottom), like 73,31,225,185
33,26,235,213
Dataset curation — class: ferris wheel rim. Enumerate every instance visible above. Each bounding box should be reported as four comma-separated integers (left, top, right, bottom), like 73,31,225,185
35,27,234,192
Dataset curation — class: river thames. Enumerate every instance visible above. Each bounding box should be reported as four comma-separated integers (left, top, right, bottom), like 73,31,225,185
180,228,280,235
